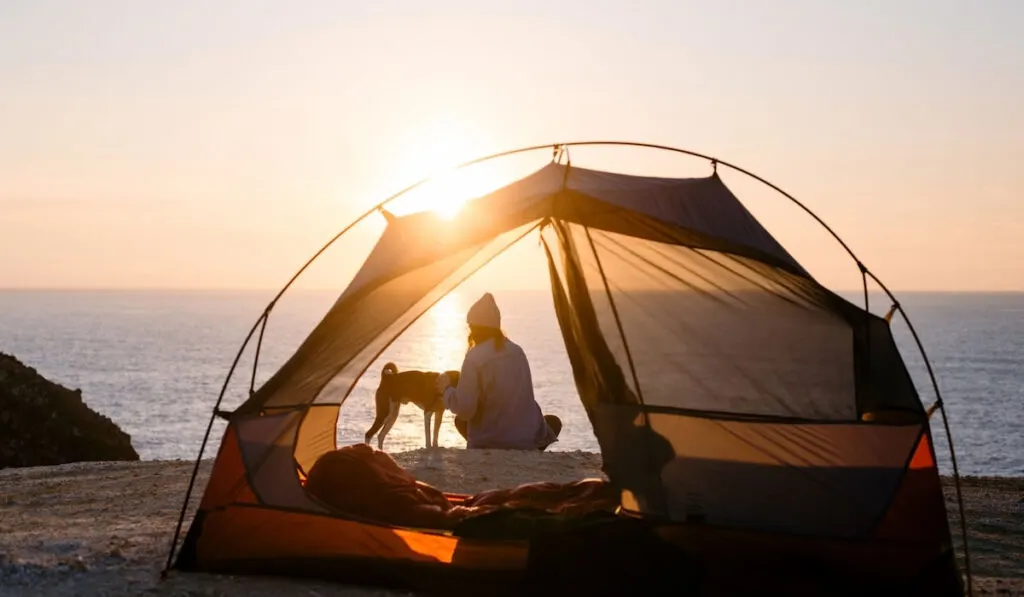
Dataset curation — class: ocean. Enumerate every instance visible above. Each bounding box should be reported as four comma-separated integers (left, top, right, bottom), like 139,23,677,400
0,289,1020,477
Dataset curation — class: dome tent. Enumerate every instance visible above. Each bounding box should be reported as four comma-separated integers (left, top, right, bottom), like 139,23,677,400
165,142,969,596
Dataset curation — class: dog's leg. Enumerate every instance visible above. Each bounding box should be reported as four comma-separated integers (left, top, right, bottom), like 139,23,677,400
432,408,443,448
377,401,400,451
423,411,432,449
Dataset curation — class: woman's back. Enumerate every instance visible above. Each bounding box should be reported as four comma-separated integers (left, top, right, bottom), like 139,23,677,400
458,337,555,450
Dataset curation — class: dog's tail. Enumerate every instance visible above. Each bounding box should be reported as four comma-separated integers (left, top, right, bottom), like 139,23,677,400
366,362,398,444
364,387,392,444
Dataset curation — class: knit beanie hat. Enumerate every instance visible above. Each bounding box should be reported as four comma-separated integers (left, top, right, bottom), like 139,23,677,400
466,292,501,329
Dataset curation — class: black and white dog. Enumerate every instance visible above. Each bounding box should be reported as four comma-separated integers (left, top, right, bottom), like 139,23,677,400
364,362,461,450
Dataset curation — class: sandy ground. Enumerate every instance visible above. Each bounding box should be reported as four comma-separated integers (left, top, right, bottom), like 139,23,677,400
0,449,1020,596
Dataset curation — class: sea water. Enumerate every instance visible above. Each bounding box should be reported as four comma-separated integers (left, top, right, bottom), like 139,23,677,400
0,289,1020,476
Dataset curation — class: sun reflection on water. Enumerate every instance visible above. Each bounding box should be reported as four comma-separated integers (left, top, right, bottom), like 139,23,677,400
417,292,469,449
426,292,468,374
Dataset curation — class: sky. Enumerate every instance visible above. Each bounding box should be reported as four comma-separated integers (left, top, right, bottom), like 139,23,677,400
2,0,1022,292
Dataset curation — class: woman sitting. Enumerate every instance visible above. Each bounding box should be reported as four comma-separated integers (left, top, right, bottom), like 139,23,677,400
436,292,561,450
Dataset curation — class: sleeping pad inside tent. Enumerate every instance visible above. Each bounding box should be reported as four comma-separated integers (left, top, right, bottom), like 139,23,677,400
170,159,965,596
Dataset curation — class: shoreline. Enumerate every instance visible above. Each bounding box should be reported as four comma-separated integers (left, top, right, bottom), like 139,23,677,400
1,452,1021,596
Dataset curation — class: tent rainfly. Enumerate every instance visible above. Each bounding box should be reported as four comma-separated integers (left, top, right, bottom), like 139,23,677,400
164,142,970,596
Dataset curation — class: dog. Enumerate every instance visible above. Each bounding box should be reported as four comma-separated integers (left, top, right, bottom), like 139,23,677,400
364,362,461,450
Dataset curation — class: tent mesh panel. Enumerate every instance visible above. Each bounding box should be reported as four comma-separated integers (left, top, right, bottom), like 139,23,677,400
577,224,858,420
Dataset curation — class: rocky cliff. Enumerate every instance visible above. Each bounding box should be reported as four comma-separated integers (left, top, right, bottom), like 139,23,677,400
0,352,139,468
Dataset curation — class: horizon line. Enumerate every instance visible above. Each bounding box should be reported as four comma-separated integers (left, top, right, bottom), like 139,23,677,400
1,286,1023,294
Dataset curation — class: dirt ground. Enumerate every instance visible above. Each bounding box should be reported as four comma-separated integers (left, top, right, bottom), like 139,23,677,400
0,449,1020,596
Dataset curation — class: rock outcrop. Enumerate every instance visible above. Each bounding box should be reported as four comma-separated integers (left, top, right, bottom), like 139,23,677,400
0,352,139,468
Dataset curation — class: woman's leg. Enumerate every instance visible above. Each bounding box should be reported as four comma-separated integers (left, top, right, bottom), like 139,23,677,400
543,414,562,438
538,415,563,450
454,416,469,440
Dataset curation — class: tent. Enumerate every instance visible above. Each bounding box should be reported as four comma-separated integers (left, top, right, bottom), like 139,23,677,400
165,142,970,596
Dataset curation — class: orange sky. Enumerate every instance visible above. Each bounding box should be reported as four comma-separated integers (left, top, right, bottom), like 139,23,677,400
2,1,1022,292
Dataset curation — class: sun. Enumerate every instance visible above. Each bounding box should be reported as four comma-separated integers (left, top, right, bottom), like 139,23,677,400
414,167,490,220
384,127,498,221
436,197,465,220
395,158,495,222
390,161,495,221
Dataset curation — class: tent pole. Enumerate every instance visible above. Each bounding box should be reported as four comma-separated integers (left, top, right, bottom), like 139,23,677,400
233,141,565,335
560,141,971,593
249,308,271,396
161,144,560,573
559,141,866,274
161,309,265,576
554,142,972,591
166,138,969,590
865,272,972,597
937,400,972,595
861,267,869,312
860,266,873,404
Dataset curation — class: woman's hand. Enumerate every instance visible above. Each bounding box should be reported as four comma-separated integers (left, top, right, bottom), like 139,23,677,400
435,373,451,395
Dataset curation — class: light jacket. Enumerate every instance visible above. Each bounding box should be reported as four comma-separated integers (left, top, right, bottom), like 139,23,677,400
442,337,556,450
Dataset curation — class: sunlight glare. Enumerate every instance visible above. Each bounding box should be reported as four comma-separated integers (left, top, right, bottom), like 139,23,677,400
385,127,500,220
417,167,493,220
427,292,467,372
427,292,470,448
395,160,498,221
